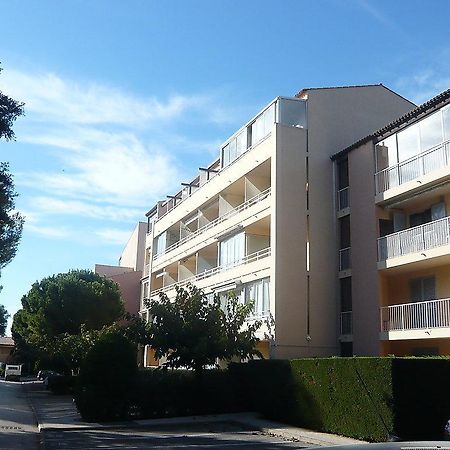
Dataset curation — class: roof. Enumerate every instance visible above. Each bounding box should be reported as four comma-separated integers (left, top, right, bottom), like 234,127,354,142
331,88,450,161
296,83,383,98
0,337,14,346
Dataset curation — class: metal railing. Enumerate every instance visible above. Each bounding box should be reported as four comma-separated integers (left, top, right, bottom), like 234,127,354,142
154,132,272,224
380,298,450,332
150,247,271,298
340,311,353,335
375,140,450,194
337,187,349,211
153,188,271,261
339,247,351,271
377,216,450,261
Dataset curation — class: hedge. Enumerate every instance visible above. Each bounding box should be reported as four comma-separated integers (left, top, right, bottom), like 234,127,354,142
231,357,450,442
74,357,450,440
75,368,244,422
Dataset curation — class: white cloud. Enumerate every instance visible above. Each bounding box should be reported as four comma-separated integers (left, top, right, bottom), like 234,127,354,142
25,223,70,239
396,70,450,104
1,69,234,128
32,197,143,222
95,228,134,246
3,67,246,249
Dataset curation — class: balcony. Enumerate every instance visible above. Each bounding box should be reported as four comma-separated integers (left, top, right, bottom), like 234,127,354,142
337,187,349,213
375,140,450,203
377,216,450,268
380,298,450,340
340,311,353,336
154,188,271,262
150,247,271,298
339,247,351,274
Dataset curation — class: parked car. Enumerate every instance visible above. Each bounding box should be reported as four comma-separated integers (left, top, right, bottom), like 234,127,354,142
5,364,22,381
37,370,59,381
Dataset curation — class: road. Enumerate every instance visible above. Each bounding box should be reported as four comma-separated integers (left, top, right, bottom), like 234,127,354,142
0,380,40,449
43,423,310,449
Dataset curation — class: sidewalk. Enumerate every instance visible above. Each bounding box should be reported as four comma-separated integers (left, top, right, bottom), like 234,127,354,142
25,381,365,447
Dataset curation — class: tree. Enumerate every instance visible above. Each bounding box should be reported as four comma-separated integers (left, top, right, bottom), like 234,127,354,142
0,64,24,141
145,284,262,374
0,304,9,336
0,162,24,271
12,270,125,371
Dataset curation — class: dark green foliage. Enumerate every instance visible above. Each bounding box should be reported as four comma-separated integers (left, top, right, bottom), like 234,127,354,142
0,64,24,141
234,358,393,442
146,285,261,373
233,357,450,442
0,162,24,271
75,331,138,421
76,367,244,422
0,304,9,336
392,358,450,440
12,270,125,372
47,375,77,395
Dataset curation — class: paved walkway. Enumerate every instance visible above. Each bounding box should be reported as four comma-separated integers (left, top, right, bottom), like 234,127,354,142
25,381,365,448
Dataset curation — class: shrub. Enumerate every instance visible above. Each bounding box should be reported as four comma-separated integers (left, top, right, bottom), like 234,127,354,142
74,331,138,421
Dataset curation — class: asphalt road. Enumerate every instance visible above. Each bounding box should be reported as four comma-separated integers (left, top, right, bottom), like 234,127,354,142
42,423,310,449
0,380,40,449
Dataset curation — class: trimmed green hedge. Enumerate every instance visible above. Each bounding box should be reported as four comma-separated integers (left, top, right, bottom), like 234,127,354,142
232,357,450,442
74,356,450,440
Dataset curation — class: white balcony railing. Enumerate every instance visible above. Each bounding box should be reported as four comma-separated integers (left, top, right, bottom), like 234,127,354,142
339,247,351,271
340,311,353,335
150,247,271,298
380,298,450,332
337,187,349,211
375,140,450,194
153,188,271,261
377,216,450,261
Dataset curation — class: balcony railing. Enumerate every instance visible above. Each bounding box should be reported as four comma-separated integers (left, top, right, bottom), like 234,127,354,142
375,140,450,194
154,188,271,261
339,247,351,271
381,298,450,332
340,311,353,335
150,247,271,298
377,216,450,261
337,187,349,211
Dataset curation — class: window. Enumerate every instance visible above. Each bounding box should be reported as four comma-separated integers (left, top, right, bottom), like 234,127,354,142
251,104,275,146
419,110,443,151
337,158,349,190
154,232,167,255
219,232,245,267
340,277,352,312
245,278,270,317
375,134,397,171
410,277,435,303
221,130,248,168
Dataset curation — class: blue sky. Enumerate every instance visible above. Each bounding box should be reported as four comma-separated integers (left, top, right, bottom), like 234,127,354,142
1,0,449,331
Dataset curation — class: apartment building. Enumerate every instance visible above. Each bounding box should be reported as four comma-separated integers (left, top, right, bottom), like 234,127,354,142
333,89,450,356
140,84,415,365
95,222,147,316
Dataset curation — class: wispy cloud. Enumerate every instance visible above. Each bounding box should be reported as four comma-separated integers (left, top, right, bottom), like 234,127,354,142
95,228,135,246
355,0,410,41
2,67,243,247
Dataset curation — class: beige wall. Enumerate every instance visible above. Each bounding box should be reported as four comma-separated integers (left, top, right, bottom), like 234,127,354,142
95,264,134,277
306,86,413,357
382,338,450,356
110,271,142,315
348,141,381,355
273,124,310,358
120,222,147,271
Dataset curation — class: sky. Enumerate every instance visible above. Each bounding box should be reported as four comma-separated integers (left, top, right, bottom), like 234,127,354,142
0,0,449,332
